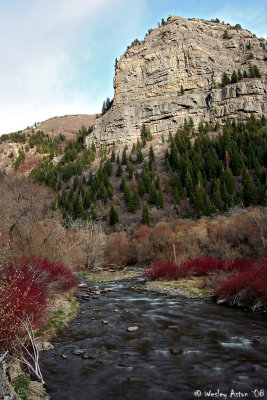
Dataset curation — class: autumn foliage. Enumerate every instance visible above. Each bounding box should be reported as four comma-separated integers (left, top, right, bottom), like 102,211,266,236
0,257,78,352
146,257,267,311
215,260,267,309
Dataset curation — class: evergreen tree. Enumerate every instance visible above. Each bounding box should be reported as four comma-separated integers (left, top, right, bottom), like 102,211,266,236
243,70,248,78
164,181,170,193
84,189,91,209
157,183,164,208
141,203,150,226
149,182,158,205
149,145,155,163
242,169,257,205
116,162,123,176
185,169,194,197
133,190,141,211
111,148,116,162
74,195,85,219
126,163,134,179
180,85,185,95
136,147,144,163
120,176,127,192
109,204,119,226
72,176,79,191
174,187,180,204
231,70,238,83
225,169,235,194
78,180,85,197
249,64,256,78
212,180,223,210
121,147,128,165
237,69,243,81
138,178,146,196
221,72,230,86
155,175,160,190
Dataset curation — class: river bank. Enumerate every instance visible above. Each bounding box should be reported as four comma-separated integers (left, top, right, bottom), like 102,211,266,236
1,291,79,400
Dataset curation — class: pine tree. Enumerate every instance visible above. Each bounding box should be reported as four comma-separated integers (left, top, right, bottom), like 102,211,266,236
212,180,223,210
121,147,128,165
242,169,257,205
221,72,230,86
120,176,127,192
78,180,85,197
174,186,180,204
138,178,146,196
180,85,185,95
136,147,144,163
72,176,79,191
164,181,170,193
185,169,194,197
149,145,155,163
109,204,119,226
149,182,158,205
157,183,164,208
231,70,238,83
141,203,150,226
249,64,256,78
111,148,116,162
237,69,243,81
84,190,91,209
116,162,123,176
133,190,141,211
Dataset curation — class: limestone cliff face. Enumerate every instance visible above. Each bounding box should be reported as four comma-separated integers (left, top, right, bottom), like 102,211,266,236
85,15,267,147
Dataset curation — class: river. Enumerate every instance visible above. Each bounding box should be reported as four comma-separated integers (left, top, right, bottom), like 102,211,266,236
41,277,267,400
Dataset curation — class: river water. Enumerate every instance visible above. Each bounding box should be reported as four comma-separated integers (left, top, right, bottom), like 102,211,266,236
41,277,267,400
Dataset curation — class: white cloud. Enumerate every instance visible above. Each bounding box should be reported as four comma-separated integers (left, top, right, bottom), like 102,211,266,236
0,0,126,134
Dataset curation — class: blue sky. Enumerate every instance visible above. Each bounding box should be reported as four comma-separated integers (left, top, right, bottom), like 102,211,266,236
0,0,266,134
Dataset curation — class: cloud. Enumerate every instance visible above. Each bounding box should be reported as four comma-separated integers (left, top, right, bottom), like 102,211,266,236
0,0,131,134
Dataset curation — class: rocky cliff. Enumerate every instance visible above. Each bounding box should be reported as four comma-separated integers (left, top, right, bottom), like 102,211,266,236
85,15,267,147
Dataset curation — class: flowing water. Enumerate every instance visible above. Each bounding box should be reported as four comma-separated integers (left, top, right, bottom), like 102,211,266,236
41,277,267,400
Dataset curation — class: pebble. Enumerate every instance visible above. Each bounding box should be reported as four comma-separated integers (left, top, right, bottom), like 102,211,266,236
169,347,182,354
128,377,143,383
102,320,108,324
118,363,129,368
60,354,69,359
127,326,139,332
73,350,84,356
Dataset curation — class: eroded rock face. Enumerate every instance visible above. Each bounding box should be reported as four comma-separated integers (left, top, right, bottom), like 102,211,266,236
85,15,267,147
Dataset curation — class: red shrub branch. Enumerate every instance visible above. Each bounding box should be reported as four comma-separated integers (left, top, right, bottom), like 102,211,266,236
0,257,78,352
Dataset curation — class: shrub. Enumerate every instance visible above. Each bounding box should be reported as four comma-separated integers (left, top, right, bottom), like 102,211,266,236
179,257,226,277
0,257,78,352
146,261,179,280
215,260,267,309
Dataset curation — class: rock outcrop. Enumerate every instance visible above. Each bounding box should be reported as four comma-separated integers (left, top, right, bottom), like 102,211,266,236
85,15,267,147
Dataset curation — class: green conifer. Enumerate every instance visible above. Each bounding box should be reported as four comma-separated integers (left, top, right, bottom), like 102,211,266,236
109,204,119,226
141,203,150,226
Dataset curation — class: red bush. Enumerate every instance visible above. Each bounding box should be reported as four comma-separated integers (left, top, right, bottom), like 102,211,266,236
215,260,267,309
179,257,226,277
0,257,78,352
146,261,180,280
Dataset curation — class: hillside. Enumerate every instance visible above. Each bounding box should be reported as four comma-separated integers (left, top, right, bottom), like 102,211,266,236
86,15,267,148
0,114,95,174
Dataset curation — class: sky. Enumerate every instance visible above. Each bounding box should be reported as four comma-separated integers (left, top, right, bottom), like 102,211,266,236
0,0,266,135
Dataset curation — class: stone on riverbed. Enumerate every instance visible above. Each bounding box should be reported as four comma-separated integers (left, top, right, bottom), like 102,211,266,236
73,350,84,356
169,347,182,354
127,326,139,332
102,320,108,324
